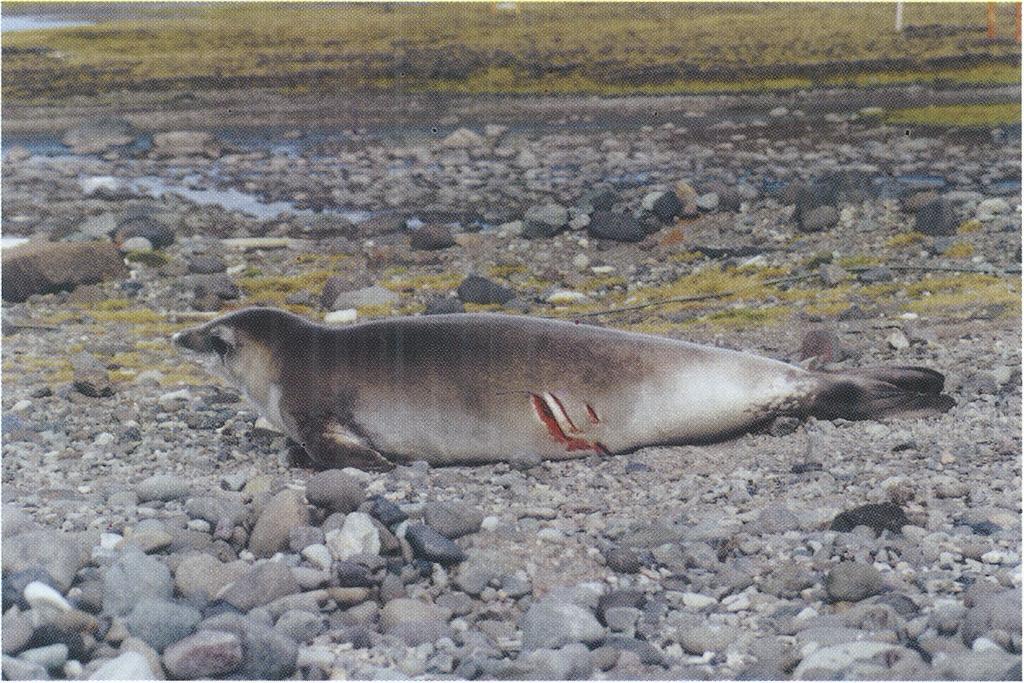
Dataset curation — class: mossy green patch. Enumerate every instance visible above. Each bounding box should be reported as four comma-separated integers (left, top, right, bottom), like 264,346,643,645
958,219,983,234
885,103,1021,128
125,250,169,267
943,242,975,259
580,275,628,293
237,270,334,303
88,308,164,324
487,263,528,279
887,232,924,248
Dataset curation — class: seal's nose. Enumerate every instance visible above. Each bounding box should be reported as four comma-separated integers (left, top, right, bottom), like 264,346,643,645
172,331,188,348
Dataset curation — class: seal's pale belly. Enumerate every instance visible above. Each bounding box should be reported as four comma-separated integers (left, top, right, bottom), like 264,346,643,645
347,344,808,464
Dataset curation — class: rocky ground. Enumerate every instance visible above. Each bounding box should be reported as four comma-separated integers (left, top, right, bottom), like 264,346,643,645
1,101,1021,680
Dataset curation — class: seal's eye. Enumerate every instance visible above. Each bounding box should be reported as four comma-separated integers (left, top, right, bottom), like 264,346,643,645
210,335,231,357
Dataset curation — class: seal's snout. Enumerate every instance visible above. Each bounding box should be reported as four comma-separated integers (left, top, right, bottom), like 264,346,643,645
172,327,206,352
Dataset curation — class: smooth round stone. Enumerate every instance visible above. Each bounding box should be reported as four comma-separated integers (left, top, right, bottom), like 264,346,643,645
325,513,380,561
125,598,201,652
404,524,466,565
135,475,189,502
19,643,68,671
825,563,884,602
24,581,72,618
305,470,365,513
162,629,243,679
89,651,156,680
249,489,309,559
422,502,484,539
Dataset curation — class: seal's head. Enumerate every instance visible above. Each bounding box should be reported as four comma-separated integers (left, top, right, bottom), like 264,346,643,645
172,307,305,394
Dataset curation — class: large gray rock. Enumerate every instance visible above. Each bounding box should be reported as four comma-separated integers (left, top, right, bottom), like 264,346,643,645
62,118,137,154
522,203,569,238
217,561,300,612
962,588,1022,648
2,241,128,303
125,598,201,652
249,489,309,558
380,598,450,646
423,501,484,539
135,475,190,503
915,198,957,236
162,630,244,679
151,131,221,159
103,549,173,616
456,275,514,305
798,205,839,233
825,563,884,602
587,212,646,242
520,600,605,651
1,530,85,593
198,614,297,679
174,553,249,601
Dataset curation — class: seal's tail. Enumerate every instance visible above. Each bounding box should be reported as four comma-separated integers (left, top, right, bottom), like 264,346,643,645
807,366,954,421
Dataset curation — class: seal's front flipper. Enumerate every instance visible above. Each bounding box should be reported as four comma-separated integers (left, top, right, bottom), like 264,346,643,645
301,421,395,472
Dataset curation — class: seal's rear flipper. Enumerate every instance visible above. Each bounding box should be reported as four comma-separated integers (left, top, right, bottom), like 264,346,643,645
809,366,954,421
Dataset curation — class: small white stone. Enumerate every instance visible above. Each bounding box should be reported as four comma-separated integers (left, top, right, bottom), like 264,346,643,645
981,550,1007,564
972,637,1002,652
591,265,616,274
546,290,589,306
24,581,72,617
724,593,752,612
93,432,115,446
326,513,380,560
99,533,122,550
887,329,910,350
324,308,358,325
681,592,718,609
480,516,501,532
157,388,192,410
302,543,333,571
572,254,590,270
11,400,31,412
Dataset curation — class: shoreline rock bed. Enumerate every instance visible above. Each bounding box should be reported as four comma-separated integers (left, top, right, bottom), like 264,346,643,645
2,107,1021,679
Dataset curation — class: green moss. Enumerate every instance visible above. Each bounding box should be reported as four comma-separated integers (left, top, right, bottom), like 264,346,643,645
487,264,528,279
837,254,879,269
355,304,395,318
237,270,333,303
125,250,169,267
887,232,924,248
580,275,628,293
944,242,975,259
6,3,1020,99
958,219,983,234
885,103,1021,128
89,308,163,324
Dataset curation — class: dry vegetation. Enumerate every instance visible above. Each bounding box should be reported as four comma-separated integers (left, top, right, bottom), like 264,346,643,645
3,2,1020,99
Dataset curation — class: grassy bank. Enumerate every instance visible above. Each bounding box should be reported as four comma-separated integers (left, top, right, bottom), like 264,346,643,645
3,2,1020,99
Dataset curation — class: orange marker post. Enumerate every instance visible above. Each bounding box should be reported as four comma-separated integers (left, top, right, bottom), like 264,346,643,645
987,2,998,40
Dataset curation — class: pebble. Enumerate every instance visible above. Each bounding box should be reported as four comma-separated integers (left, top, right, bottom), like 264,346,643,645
249,489,309,558
305,470,365,512
404,524,466,565
125,598,201,652
520,600,604,651
325,512,380,560
162,629,243,679
604,546,641,573
423,501,484,538
19,643,68,671
23,581,72,619
88,651,156,680
217,561,300,612
102,549,173,616
825,562,885,602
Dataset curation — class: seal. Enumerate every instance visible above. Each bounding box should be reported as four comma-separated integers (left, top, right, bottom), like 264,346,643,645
173,307,954,471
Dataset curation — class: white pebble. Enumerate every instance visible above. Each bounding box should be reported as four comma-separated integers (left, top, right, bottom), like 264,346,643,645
301,543,333,571
682,592,717,609
480,516,501,532
324,309,358,325
24,581,72,616
11,400,31,412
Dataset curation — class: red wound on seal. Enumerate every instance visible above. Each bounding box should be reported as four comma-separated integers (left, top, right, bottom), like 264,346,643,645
585,403,600,424
531,393,608,454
